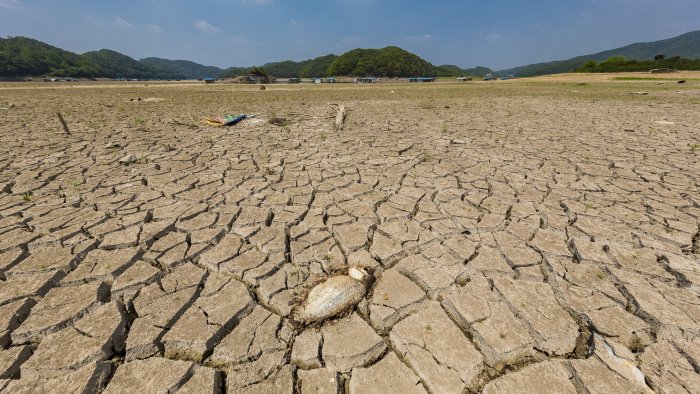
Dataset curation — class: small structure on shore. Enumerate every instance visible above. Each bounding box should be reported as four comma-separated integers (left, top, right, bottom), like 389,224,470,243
457,77,473,81
354,77,378,83
408,77,436,83
203,77,216,84
650,68,677,73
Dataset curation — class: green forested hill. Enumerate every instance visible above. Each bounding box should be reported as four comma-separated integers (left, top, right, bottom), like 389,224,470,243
498,30,700,77
139,58,224,79
4,36,479,79
82,49,156,79
0,36,100,77
298,54,338,77
222,54,339,78
327,46,436,77
436,65,492,77
223,50,491,79
0,36,222,79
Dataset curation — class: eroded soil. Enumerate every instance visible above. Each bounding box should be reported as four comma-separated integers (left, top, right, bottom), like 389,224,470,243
0,77,699,393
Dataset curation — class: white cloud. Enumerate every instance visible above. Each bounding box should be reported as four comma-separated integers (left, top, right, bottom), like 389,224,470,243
290,18,298,25
241,0,273,4
486,32,502,41
0,0,22,11
193,20,222,33
114,16,134,29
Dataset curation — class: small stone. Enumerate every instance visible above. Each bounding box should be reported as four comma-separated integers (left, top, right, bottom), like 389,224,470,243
119,154,136,165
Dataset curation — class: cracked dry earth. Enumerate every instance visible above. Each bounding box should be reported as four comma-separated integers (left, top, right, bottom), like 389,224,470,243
0,78,699,394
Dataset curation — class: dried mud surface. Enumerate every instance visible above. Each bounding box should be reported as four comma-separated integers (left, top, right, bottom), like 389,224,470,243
1,78,699,393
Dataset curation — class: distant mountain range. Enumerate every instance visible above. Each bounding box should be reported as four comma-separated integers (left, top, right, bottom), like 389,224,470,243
2,30,700,79
498,30,700,77
0,36,492,79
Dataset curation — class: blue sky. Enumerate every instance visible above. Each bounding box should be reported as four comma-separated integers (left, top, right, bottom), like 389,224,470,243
1,0,699,70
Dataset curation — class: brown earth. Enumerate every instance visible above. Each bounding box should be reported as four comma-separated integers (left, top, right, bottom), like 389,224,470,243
0,75,699,393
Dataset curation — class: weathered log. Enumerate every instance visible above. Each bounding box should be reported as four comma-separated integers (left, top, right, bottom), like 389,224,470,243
56,112,71,135
334,105,347,130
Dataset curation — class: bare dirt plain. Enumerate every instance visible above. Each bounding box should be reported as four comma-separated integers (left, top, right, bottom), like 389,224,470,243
0,75,699,393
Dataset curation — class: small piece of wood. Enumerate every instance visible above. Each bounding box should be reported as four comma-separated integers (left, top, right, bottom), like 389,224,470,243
56,112,71,135
0,104,13,110
334,105,347,130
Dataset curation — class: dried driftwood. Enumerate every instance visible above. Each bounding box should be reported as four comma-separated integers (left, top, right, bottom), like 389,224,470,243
330,104,348,130
56,112,71,135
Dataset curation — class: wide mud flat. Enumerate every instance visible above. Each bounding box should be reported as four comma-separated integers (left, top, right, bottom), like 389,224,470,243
0,76,699,393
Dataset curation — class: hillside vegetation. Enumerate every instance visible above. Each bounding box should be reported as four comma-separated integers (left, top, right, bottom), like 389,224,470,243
0,36,99,77
0,36,221,79
499,30,700,77
1,36,488,79
326,46,436,77
578,55,700,73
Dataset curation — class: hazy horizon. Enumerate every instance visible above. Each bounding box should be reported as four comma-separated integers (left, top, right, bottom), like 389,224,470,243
1,0,699,70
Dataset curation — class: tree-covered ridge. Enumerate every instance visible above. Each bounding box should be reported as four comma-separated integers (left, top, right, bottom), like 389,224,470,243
221,54,339,78
1,35,489,79
577,55,700,73
139,58,224,79
435,65,493,77
498,30,700,77
0,36,222,79
326,46,436,77
223,49,492,79
0,36,99,77
82,49,156,79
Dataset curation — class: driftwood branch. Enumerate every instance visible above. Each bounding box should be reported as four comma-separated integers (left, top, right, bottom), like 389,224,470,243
333,104,347,130
56,112,71,135
0,104,14,110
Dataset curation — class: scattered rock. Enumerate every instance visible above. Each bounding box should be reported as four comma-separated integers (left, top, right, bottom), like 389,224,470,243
119,154,137,165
